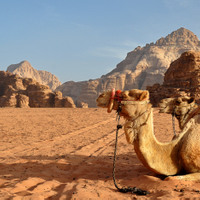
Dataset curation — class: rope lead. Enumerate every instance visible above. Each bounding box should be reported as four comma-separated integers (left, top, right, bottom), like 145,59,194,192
172,113,177,137
112,112,149,196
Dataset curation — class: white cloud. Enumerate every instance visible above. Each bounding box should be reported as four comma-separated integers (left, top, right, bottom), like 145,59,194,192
94,46,128,59
93,40,143,60
71,22,91,29
163,0,195,8
121,40,143,48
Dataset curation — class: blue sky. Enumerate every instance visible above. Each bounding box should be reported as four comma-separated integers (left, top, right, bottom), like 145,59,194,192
0,0,200,83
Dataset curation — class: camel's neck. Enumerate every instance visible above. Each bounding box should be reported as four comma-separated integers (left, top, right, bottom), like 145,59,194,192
129,107,182,175
178,105,199,129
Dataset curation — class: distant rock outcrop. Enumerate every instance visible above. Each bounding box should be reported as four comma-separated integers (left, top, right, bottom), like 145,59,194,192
147,51,200,106
7,61,61,91
56,27,200,107
0,71,75,108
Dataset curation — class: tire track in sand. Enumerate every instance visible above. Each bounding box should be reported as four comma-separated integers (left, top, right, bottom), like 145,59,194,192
1,117,119,158
70,123,124,157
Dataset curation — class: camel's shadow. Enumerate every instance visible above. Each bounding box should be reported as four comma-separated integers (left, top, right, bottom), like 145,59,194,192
0,153,157,199
0,153,154,181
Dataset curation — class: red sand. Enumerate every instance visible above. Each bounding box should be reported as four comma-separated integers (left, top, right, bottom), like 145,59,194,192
0,108,200,199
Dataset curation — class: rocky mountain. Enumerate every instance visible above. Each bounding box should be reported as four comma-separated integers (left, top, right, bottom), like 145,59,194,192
0,71,76,108
56,27,200,107
147,51,200,106
6,60,61,91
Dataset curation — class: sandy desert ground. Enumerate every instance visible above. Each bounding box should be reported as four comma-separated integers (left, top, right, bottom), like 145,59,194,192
0,107,200,200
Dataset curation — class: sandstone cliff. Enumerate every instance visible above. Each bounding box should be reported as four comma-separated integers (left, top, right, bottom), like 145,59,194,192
7,61,61,91
0,71,75,108
56,27,200,107
147,51,200,106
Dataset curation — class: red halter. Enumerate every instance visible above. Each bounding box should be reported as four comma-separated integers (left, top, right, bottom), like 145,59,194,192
110,88,122,102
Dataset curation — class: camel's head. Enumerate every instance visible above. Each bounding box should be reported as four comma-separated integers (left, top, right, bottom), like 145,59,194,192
96,89,149,114
119,90,150,119
97,89,150,144
159,97,196,117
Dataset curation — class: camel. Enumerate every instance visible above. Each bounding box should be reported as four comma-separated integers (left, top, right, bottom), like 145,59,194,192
159,97,199,130
96,89,200,181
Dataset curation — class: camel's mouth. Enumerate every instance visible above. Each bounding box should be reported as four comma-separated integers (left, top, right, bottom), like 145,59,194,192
96,102,107,108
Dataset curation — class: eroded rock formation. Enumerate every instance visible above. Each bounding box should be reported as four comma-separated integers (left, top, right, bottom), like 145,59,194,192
147,51,200,106
7,60,61,91
0,71,75,108
56,27,200,107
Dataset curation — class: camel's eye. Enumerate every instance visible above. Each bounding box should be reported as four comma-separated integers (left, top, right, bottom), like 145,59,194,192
99,94,105,98
122,93,128,98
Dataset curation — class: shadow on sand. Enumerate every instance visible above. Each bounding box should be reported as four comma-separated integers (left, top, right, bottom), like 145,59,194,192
0,153,157,199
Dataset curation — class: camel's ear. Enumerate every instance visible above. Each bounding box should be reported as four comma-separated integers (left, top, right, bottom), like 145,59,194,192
139,90,149,101
107,89,115,113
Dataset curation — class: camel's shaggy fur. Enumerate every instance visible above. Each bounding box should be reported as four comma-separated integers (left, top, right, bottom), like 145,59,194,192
96,90,200,181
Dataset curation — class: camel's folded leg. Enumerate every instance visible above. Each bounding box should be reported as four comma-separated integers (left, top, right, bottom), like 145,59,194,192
165,173,200,181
